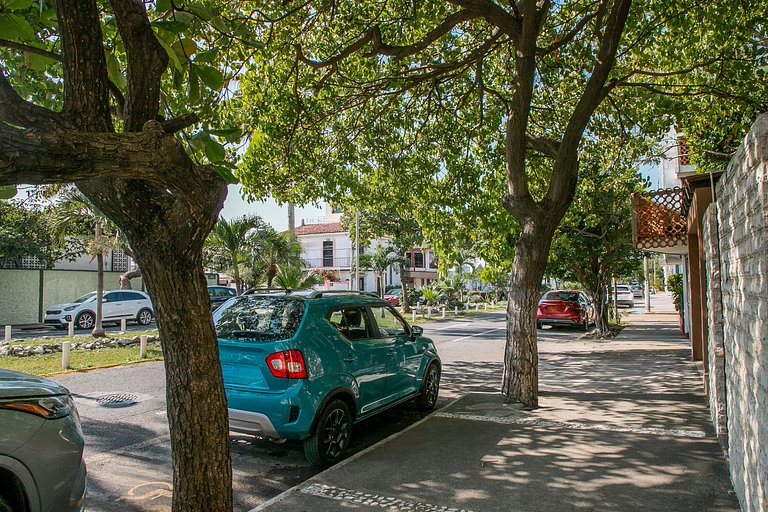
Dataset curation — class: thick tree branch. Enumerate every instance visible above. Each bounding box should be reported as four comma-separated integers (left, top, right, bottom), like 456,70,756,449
0,68,66,130
0,121,207,194
108,0,169,131
296,9,478,69
55,0,113,131
448,0,522,41
537,1,606,55
548,0,632,212
162,113,200,134
525,134,560,158
502,0,550,218
0,38,60,61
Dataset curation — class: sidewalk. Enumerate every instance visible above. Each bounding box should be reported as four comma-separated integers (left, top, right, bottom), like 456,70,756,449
251,302,739,512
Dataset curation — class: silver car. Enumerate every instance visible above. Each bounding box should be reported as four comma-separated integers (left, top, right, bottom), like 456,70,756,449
0,369,86,511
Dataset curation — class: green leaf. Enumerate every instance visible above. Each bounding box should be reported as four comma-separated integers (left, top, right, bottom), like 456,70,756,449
205,139,226,162
196,64,223,90
155,33,183,71
210,16,229,34
212,165,238,184
105,51,126,89
152,20,187,34
172,38,198,60
208,128,243,141
155,0,172,13
188,131,210,151
25,52,56,71
0,13,34,41
188,67,200,103
185,3,213,21
0,185,17,200
194,47,219,64
5,0,33,9
173,11,194,25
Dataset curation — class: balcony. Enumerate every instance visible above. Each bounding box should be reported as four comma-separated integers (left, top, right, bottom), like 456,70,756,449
631,187,688,255
303,257,353,269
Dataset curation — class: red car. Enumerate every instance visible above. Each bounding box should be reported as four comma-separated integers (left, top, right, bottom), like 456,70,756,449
537,290,594,329
383,288,402,305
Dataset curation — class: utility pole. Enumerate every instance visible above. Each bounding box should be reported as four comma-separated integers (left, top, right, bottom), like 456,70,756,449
354,212,360,290
644,255,651,313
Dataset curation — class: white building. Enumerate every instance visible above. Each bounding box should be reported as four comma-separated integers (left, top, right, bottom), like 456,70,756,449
294,205,439,292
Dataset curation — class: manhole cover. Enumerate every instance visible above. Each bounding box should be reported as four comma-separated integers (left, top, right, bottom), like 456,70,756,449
95,393,139,407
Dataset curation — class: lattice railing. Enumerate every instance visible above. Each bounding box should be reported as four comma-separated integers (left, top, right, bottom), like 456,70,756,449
631,188,687,250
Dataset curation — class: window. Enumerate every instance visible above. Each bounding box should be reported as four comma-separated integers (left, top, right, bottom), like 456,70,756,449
428,253,438,269
104,293,121,302
122,292,145,301
358,277,365,291
327,307,371,341
322,241,334,267
372,306,409,337
214,297,306,341
413,252,424,268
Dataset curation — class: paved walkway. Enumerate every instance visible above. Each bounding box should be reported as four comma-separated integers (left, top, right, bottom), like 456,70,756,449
251,294,739,511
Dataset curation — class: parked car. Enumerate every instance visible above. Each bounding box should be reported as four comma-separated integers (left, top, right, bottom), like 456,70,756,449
208,286,237,310
44,290,154,330
536,290,594,329
630,284,643,298
0,369,86,511
382,288,401,305
213,290,441,467
614,285,635,308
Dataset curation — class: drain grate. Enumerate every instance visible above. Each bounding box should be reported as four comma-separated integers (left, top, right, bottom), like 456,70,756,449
95,393,139,407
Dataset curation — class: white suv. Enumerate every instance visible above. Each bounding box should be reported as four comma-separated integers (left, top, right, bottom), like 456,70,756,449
44,290,154,330
614,285,635,308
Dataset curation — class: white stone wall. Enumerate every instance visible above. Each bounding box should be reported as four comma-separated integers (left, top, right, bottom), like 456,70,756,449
702,209,727,442
705,113,768,512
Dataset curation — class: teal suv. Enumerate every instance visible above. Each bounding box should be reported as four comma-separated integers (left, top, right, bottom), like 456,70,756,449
213,290,441,467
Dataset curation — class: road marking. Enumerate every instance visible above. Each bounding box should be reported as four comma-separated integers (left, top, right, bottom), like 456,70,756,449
301,483,474,512
448,327,505,343
435,412,707,438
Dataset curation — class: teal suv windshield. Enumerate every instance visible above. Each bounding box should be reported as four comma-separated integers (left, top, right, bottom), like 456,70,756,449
214,296,305,341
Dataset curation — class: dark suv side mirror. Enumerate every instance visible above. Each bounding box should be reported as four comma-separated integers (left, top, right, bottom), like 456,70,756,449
411,325,424,337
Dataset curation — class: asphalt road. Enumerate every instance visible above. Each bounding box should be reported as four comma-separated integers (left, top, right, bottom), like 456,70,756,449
49,311,598,512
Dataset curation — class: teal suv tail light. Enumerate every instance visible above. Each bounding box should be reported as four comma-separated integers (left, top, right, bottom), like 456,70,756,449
266,350,308,379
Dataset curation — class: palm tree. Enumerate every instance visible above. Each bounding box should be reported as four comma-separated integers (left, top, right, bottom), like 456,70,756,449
255,231,303,287
273,265,323,290
205,215,264,295
51,188,119,337
358,245,404,297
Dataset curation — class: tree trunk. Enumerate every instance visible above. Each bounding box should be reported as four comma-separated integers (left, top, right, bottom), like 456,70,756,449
133,244,232,511
119,268,142,289
591,285,610,336
399,262,411,313
502,220,555,409
92,222,106,337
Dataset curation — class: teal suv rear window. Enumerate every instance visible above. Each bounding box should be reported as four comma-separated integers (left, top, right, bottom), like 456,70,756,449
214,297,305,341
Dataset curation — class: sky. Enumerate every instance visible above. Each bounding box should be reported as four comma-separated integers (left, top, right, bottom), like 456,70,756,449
220,184,325,231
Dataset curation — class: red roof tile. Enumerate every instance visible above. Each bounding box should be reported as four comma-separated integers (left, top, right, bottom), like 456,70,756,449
294,222,344,235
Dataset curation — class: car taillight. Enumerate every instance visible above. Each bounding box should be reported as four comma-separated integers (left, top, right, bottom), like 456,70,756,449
266,350,308,379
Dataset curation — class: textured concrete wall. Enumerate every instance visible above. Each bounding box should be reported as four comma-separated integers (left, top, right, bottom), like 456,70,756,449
708,113,768,512
0,269,144,325
0,270,42,324
702,209,728,444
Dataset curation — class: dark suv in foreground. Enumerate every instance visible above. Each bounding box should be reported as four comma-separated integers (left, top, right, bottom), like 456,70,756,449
213,290,441,467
